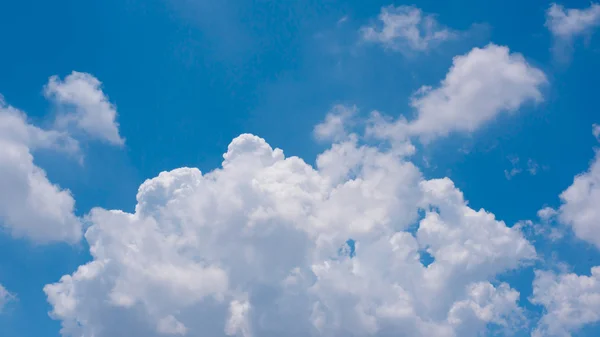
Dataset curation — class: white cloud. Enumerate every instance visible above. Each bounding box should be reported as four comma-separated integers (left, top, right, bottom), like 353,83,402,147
361,5,454,52
407,44,547,141
550,126,600,248
0,283,15,312
531,267,600,337
0,98,82,244
546,3,600,40
45,132,535,337
45,71,124,146
313,105,357,142
593,123,600,141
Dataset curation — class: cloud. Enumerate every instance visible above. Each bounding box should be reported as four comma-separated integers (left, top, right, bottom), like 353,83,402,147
593,123,600,141
504,157,541,180
548,126,600,249
45,132,535,337
546,3,600,40
531,267,600,337
360,5,454,52
546,3,600,61
45,71,125,146
407,44,546,141
365,44,546,143
0,283,15,313
0,97,82,244
313,105,357,142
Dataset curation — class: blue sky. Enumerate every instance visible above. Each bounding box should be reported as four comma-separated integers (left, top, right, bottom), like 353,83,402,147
1,1,600,336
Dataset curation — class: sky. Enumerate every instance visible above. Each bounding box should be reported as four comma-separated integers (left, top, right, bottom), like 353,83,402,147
1,0,600,336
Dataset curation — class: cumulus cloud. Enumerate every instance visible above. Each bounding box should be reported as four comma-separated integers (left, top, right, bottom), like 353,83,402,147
547,126,600,248
408,44,546,140
0,97,82,243
531,267,600,337
45,71,125,146
365,44,546,143
45,131,535,337
594,123,600,141
360,5,454,52
0,283,15,312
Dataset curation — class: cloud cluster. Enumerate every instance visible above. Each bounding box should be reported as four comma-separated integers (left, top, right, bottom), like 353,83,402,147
0,72,122,244
361,5,454,52
44,129,535,337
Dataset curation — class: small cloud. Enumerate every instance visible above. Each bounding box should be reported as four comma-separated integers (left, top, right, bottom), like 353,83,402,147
593,123,600,141
527,159,540,175
360,5,454,53
504,157,544,180
313,104,357,142
407,44,546,142
545,3,600,61
45,71,125,146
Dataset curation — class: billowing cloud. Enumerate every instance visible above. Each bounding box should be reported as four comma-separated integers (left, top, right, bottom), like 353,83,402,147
531,267,600,337
0,283,15,312
360,5,454,52
45,71,125,146
45,131,535,337
0,97,82,244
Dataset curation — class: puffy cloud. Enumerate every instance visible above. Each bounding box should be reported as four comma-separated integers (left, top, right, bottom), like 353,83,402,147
0,283,15,312
549,126,600,248
45,71,124,146
594,123,600,141
360,5,454,52
546,3,600,41
363,45,546,143
531,267,600,337
45,132,535,337
0,97,82,244
407,44,546,141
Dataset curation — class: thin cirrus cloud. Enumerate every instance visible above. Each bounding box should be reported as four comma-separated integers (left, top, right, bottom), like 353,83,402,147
360,5,455,53
45,71,125,146
0,71,123,244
